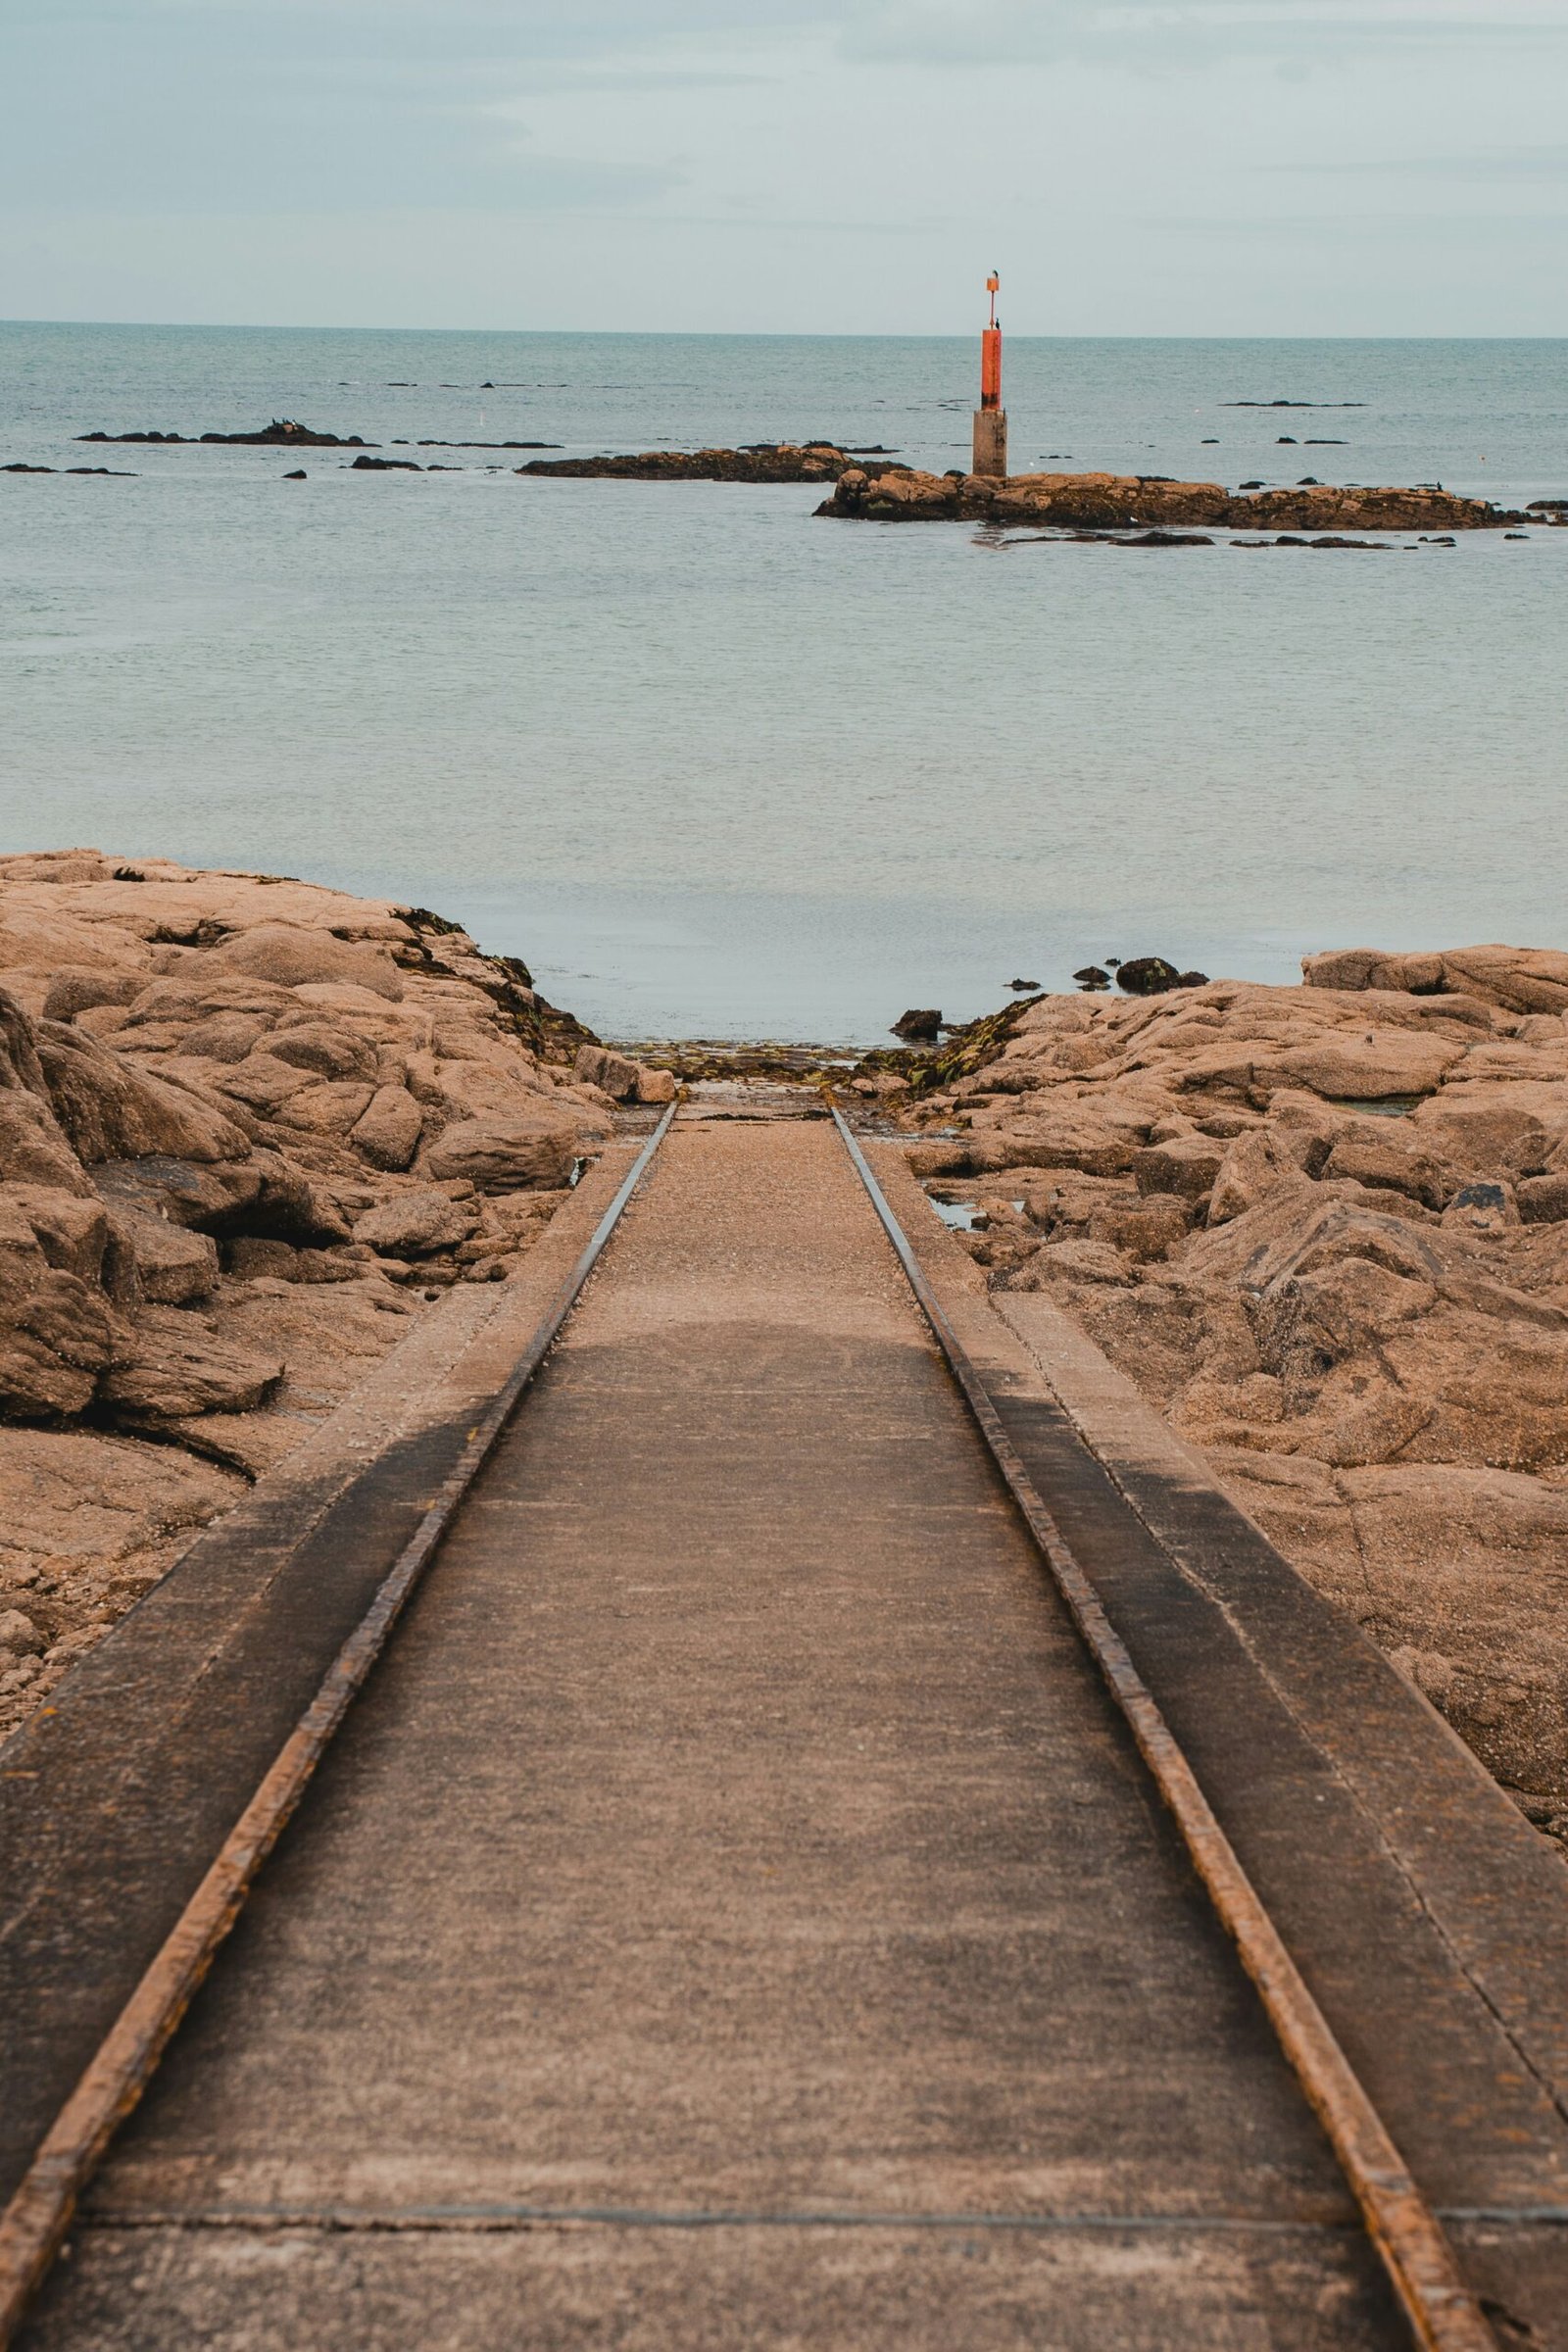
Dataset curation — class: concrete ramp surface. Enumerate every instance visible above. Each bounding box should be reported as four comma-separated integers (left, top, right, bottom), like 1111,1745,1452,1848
15,1116,1566,2348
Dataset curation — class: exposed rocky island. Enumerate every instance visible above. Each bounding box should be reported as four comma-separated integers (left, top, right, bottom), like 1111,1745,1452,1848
871,944,1568,1838
518,443,884,482
0,853,674,1745
78,419,373,448
819,466,1538,532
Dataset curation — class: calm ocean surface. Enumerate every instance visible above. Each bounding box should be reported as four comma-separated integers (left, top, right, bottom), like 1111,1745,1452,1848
1,323,1564,1044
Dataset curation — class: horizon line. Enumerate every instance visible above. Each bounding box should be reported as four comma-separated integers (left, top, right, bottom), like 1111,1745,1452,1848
3,317,1567,343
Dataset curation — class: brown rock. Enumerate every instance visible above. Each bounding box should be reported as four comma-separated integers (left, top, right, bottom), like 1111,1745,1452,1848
351,1084,424,1171
1016,1237,1134,1286
351,1189,478,1258
35,1020,251,1164
172,1010,272,1063
979,1104,1154,1179
1256,1032,1462,1102
635,1066,678,1105
41,968,142,1023
99,1310,284,1419
0,1094,92,1196
1321,1131,1458,1209
272,1079,377,1137
202,923,405,1001
106,1204,220,1304
573,1045,641,1101
0,1191,120,1419
0,1607,46,1656
1339,1465,1568,1792
90,1154,263,1233
1518,1172,1568,1224
1090,1194,1193,1263
1206,1117,1337,1225
7,1186,108,1283
1410,1086,1558,1177
1303,943,1568,1017
222,1237,368,1284
264,1018,380,1082
423,1110,589,1194
1131,1134,1225,1200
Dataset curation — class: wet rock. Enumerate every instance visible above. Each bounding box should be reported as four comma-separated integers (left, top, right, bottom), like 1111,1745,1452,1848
892,1008,943,1043
1442,1180,1520,1234
1116,957,1181,996
522,443,870,485
78,419,368,448
1073,965,1110,991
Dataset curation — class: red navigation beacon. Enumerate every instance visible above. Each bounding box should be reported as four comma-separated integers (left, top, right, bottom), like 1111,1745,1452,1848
972,270,1007,478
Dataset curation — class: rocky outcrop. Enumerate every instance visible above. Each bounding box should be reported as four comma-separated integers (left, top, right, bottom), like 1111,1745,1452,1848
519,444,886,485
0,851,640,1748
77,419,371,448
1304,944,1568,1015
889,945,1568,1829
817,467,1530,534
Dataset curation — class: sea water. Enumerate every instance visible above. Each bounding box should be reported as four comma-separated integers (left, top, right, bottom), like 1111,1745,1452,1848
1,323,1563,1044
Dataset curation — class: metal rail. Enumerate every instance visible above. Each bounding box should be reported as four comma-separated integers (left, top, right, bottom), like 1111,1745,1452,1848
0,1102,678,2350
829,1103,1497,2352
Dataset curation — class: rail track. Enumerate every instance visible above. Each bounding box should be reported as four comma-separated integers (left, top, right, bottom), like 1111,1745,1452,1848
2,1093,1565,2349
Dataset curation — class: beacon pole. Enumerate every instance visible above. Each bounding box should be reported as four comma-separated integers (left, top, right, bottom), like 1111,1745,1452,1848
972,270,1007,480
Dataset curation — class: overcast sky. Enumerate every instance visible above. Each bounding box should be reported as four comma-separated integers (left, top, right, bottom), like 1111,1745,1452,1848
2,1,1565,333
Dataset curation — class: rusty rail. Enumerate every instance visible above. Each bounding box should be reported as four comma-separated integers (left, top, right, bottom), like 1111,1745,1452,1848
0,1102,678,2349
830,1103,1497,2352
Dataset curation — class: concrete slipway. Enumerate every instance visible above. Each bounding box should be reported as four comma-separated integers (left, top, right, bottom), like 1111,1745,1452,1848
5,1103,1568,2348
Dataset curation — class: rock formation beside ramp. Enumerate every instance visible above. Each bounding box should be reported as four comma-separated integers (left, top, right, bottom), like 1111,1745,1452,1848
0,851,615,1745
882,946,1568,1831
818,466,1532,533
